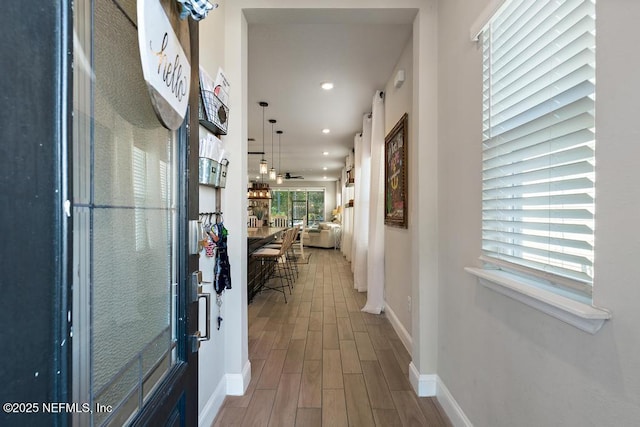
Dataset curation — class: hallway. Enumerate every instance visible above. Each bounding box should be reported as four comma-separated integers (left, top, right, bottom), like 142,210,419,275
213,248,451,426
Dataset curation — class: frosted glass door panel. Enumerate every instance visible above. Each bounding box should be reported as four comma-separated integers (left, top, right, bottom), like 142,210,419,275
92,209,172,390
93,120,172,208
88,0,178,424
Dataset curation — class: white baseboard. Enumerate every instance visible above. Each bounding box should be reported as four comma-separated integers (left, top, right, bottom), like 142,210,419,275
409,362,437,396
198,376,227,427
436,376,473,427
384,301,413,354
198,361,252,426
226,360,251,395
408,365,472,427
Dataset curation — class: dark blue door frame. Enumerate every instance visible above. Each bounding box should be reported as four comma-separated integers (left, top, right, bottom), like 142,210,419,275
0,1,72,426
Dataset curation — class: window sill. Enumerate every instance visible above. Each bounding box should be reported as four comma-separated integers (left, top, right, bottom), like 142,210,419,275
465,267,611,334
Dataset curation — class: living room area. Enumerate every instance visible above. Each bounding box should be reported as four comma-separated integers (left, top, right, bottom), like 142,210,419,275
302,221,342,249
262,183,344,250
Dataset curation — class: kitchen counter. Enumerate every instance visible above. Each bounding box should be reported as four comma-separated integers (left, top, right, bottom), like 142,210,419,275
248,226,286,240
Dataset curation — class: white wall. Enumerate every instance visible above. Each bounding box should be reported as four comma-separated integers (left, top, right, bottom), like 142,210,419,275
221,0,252,403
197,3,233,426
383,37,414,346
196,185,226,425
437,1,640,426
199,1,226,77
410,2,440,394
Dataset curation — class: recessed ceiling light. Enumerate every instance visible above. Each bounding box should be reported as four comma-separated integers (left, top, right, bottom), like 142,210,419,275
256,176,260,179
323,167,328,170
322,128,330,134
321,82,334,90
323,152,329,156
323,176,327,180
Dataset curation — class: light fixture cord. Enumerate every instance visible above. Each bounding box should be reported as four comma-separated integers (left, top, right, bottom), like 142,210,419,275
278,133,281,170
261,105,265,182
262,106,265,160
271,122,275,165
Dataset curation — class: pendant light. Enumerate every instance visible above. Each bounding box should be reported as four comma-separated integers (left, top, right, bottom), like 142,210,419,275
276,130,284,184
268,119,277,180
258,102,268,175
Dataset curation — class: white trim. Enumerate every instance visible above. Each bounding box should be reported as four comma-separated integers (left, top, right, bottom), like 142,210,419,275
465,268,611,334
408,365,473,427
407,367,473,427
436,377,473,427
198,376,227,427
226,360,251,395
384,301,413,354
469,0,509,41
409,362,436,397
478,255,591,297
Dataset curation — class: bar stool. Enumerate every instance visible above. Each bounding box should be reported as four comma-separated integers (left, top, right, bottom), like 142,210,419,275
283,220,305,264
333,226,342,250
295,222,305,261
252,228,295,302
275,227,298,293
264,227,298,282
285,227,300,279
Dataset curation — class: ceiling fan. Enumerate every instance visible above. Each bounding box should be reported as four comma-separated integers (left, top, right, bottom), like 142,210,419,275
284,172,304,180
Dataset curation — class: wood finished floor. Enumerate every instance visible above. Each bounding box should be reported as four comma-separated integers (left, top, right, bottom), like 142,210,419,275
213,248,452,427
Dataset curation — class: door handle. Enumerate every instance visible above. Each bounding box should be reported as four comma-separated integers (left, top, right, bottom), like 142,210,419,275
190,272,212,352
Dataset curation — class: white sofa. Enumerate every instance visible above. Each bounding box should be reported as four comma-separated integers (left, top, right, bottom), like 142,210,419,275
303,223,340,248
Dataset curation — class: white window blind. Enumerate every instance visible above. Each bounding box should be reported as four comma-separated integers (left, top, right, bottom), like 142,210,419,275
133,147,149,251
481,0,595,295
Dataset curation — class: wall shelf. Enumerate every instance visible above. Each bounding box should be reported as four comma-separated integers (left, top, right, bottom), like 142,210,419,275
198,88,228,136
199,119,226,136
346,168,354,185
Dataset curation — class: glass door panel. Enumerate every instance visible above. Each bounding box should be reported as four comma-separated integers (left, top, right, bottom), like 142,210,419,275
74,0,180,425
307,191,325,225
291,191,307,228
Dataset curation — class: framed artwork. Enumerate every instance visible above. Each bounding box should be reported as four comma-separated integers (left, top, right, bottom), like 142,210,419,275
384,113,408,228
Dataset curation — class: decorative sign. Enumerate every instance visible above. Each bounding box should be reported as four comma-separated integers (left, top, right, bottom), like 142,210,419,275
138,0,191,130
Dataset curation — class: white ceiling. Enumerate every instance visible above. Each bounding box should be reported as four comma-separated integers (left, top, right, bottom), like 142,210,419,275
246,9,414,182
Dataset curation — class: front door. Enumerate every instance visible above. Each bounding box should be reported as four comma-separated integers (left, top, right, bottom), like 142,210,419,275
72,1,198,425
